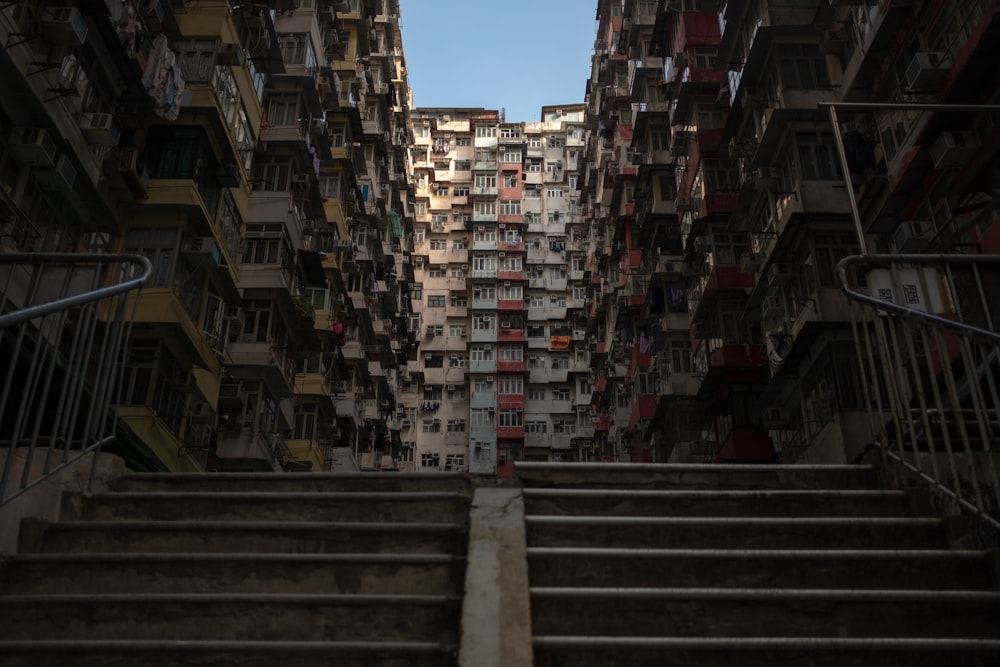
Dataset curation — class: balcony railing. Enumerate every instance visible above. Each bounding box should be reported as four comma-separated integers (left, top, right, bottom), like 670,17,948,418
0,253,152,505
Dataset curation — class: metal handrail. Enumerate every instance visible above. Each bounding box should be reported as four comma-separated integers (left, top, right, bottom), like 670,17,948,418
837,253,1000,530
0,253,151,506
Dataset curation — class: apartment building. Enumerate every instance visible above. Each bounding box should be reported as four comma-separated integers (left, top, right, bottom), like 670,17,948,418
582,0,999,464
0,0,414,473
402,105,591,474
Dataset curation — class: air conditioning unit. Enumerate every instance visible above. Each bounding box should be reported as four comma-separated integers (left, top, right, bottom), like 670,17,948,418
333,381,348,393
499,252,506,257
501,320,511,328
217,43,244,66
292,173,311,185
905,51,949,90
38,154,76,191
424,353,433,360
119,146,148,196
768,262,792,287
183,236,220,260
477,225,485,232
461,264,469,271
447,384,456,391
79,113,121,146
762,295,784,320
8,128,57,168
893,220,933,253
693,236,711,253
499,223,506,228
503,281,511,287
486,375,494,382
931,130,980,170
39,6,88,46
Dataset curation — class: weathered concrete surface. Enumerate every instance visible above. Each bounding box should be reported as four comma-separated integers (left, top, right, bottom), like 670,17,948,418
0,451,125,554
459,487,533,667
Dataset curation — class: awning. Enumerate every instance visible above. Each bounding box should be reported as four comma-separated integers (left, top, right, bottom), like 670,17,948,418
550,335,570,349
388,210,402,239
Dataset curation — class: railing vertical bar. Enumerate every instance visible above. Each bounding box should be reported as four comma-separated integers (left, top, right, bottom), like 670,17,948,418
874,316,907,471
919,325,962,500
957,334,1000,516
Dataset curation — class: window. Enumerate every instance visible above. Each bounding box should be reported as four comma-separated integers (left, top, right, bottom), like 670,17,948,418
428,267,445,278
502,173,518,188
578,378,593,395
427,295,445,307
450,267,464,278
547,188,564,198
500,284,523,300
527,388,546,401
778,44,830,89
548,137,564,148
474,284,496,299
474,378,494,394
451,386,467,399
500,199,521,215
500,148,522,163
553,387,570,401
451,293,468,307
411,284,423,300
445,454,466,471
501,254,522,271
456,137,471,146
475,125,497,137
526,420,547,433
500,127,521,139
243,224,289,266
450,324,467,337
499,346,523,361
473,314,496,332
528,355,546,369
528,137,542,148
473,255,497,271
796,132,841,181
424,386,443,400
453,238,468,250
421,451,439,466
265,93,300,126
426,324,443,337
498,375,524,394
527,325,545,338
414,201,427,215
123,227,180,288
529,296,544,309
449,354,469,368
499,408,523,427
455,160,472,171
475,174,497,190
429,239,447,250
424,355,444,368
499,227,521,243
694,46,718,69
447,419,467,432
471,345,494,361
554,421,576,434
319,175,341,200
474,200,497,216
471,408,495,428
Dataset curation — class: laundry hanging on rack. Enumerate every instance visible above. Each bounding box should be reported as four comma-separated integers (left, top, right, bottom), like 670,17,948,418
141,34,185,121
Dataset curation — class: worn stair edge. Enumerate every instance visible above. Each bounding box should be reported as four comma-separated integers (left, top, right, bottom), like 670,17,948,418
80,491,471,501
118,472,471,482
31,519,468,531
532,636,1000,651
524,515,942,527
521,489,905,499
3,592,460,604
0,639,454,653
7,551,460,564
526,547,986,560
529,587,1000,602
515,463,874,472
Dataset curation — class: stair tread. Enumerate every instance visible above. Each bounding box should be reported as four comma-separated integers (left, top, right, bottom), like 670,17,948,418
523,488,903,497
525,515,941,525
0,639,455,652
532,636,1000,649
87,491,469,500
3,592,461,603
528,586,1000,601
10,551,460,563
516,463,875,472
48,519,467,530
527,547,985,558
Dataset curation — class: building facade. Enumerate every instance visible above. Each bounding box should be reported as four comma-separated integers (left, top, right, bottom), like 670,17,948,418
402,105,593,474
581,0,1000,465
0,0,416,473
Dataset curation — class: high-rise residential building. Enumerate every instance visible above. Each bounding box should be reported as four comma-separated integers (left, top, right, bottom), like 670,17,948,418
402,105,591,474
582,0,1000,466
0,0,416,475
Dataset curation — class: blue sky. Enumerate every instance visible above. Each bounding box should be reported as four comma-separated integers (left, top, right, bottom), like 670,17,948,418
398,0,597,122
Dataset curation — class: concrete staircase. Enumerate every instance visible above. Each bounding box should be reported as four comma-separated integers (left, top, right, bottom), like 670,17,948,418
517,462,1000,667
0,472,474,667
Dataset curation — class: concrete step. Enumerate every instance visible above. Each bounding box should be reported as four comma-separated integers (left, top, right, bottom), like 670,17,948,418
0,640,456,667
64,491,471,523
532,636,1000,667
113,472,473,494
0,552,465,596
514,462,880,490
0,593,462,643
17,517,468,555
524,516,947,550
530,587,1000,639
526,547,994,591
522,488,917,518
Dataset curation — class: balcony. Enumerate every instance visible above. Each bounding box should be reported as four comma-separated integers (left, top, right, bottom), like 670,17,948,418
472,297,498,309
473,186,498,196
471,328,497,343
128,289,219,374
497,360,525,373
216,425,285,471
471,269,497,281
470,359,497,374
498,328,525,343
497,425,524,439
474,160,498,171
498,299,525,311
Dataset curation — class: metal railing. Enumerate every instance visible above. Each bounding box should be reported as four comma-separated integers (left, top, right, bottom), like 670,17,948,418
0,253,151,505
838,253,1000,530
